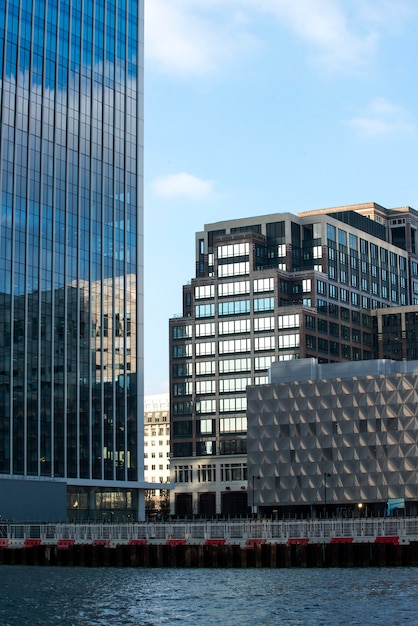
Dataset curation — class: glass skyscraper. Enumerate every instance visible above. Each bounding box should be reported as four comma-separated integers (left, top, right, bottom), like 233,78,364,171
0,0,144,521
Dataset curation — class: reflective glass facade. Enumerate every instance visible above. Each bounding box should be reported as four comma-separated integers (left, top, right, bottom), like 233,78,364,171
0,0,144,519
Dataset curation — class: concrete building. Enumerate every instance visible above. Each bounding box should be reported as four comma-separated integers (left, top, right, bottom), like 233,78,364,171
0,1,145,521
247,358,418,518
144,394,171,518
169,203,418,517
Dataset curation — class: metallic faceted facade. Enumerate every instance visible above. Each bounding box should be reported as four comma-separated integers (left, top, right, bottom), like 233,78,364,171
247,359,418,516
0,0,144,521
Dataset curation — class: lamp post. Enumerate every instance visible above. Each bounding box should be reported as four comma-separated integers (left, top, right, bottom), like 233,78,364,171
252,475,260,517
323,472,331,518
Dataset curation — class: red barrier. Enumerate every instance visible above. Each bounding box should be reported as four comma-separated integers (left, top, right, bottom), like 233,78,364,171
57,539,75,550
93,539,110,548
330,537,353,544
287,538,309,545
245,538,266,550
24,539,42,548
375,536,399,545
128,539,148,546
205,539,226,546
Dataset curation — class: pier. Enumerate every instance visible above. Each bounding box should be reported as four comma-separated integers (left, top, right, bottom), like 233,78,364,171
1,518,418,567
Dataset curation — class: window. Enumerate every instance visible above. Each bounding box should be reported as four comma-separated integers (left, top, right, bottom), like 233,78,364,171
218,243,249,258
218,300,250,316
197,419,213,434
196,399,216,414
172,325,192,339
278,314,299,329
218,262,249,277
220,416,247,432
197,464,216,482
173,382,192,396
218,281,250,297
196,361,215,376
196,380,215,394
219,399,247,414
254,316,274,332
253,277,274,292
219,319,250,335
254,297,274,312
305,315,316,330
254,336,275,351
220,463,247,481
329,284,338,299
327,224,336,241
195,342,215,356
219,358,251,374
318,319,328,334
173,344,192,358
174,465,193,483
173,363,192,377
196,322,215,337
219,339,251,354
196,304,215,318
194,285,214,299
278,334,299,349
255,355,275,370
340,288,348,302
219,378,251,393
317,280,326,295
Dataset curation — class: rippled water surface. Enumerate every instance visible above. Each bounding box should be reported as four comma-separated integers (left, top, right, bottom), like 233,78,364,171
0,566,417,625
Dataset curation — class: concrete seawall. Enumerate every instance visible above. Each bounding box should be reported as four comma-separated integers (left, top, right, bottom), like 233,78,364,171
2,541,418,568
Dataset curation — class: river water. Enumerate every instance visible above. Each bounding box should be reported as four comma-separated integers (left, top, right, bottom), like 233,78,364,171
0,566,417,625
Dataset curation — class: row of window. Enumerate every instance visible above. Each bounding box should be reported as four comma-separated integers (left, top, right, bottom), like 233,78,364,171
173,398,248,415
144,452,170,459
194,278,275,300
195,297,275,318
172,376,268,395
174,314,299,339
172,415,248,437
174,463,247,483
172,438,247,458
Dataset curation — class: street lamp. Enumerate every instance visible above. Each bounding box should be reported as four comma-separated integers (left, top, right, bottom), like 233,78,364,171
324,472,331,518
252,475,260,516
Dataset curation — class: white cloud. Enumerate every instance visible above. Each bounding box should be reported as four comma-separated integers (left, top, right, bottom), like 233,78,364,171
145,0,400,77
244,0,377,71
152,172,215,199
145,0,258,77
346,97,415,138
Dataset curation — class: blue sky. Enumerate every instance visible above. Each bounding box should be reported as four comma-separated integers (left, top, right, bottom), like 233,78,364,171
143,0,418,395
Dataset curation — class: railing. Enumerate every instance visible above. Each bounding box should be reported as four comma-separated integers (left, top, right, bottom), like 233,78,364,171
1,518,418,547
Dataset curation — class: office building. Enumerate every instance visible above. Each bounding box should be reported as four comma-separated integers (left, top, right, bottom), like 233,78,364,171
247,358,418,517
169,203,418,517
144,394,171,518
0,0,145,521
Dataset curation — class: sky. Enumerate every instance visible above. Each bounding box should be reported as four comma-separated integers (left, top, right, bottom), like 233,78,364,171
143,0,418,395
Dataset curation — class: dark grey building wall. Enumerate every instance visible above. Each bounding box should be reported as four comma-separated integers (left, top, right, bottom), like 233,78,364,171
0,479,67,522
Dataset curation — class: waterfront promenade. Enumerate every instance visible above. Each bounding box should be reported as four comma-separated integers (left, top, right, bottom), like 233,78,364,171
1,517,418,567
1,516,418,548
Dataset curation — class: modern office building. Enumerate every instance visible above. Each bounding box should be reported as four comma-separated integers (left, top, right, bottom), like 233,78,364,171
0,0,145,521
169,203,418,517
247,358,418,518
373,305,418,361
144,394,171,518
